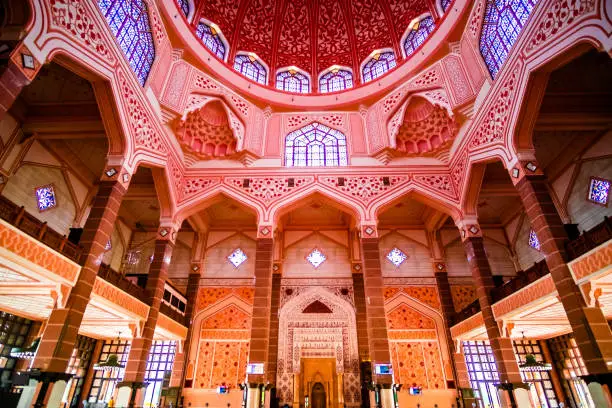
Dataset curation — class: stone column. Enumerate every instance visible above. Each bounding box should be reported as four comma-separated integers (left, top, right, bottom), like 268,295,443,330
359,225,392,408
33,166,130,372
246,226,275,407
511,161,612,375
118,226,176,408
0,45,41,121
457,220,526,407
267,271,282,383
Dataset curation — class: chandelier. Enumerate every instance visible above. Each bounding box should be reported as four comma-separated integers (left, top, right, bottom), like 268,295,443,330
10,337,40,359
93,332,125,372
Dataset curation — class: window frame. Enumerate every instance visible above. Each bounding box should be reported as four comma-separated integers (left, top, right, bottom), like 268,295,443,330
195,18,229,62
361,49,397,84
318,66,354,94
400,14,436,59
275,66,311,94
284,122,349,168
233,52,269,85
586,176,611,207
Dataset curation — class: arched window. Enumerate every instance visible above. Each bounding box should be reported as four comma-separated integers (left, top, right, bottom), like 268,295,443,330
479,0,538,78
195,22,226,60
441,0,452,12
285,123,348,167
98,0,155,86
362,51,396,83
403,16,435,57
319,68,354,93
276,69,310,93
233,54,267,85
176,0,189,17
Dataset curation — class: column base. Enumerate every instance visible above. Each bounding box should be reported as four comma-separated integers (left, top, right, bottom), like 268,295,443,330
457,387,478,408
115,381,148,408
582,374,612,408
15,370,73,408
496,383,531,408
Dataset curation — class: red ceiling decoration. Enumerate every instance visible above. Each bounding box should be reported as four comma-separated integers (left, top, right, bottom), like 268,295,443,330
190,0,432,79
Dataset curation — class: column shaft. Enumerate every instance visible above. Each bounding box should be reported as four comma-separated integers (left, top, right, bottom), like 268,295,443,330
515,175,612,373
33,180,127,372
170,272,200,387
123,239,174,383
463,237,523,383
0,61,32,120
247,238,274,383
266,272,282,383
352,273,370,361
360,238,391,380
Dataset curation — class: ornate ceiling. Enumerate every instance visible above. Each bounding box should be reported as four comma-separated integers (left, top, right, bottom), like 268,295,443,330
191,0,433,76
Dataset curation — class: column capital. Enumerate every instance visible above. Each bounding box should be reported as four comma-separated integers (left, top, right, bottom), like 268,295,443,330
433,261,447,273
101,163,132,191
359,224,378,239
157,221,180,244
257,223,274,239
508,157,545,186
454,217,482,241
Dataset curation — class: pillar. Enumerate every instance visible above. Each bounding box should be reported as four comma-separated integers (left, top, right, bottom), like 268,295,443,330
0,45,40,121
267,272,282,382
359,225,392,408
511,160,612,377
457,220,527,407
246,226,275,406
118,227,176,407
32,166,130,373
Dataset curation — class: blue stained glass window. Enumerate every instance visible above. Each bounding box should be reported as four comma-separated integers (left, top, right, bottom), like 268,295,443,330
319,69,354,93
176,0,189,17
587,177,611,206
386,248,408,267
98,0,156,86
35,184,57,211
441,0,452,12
233,54,267,85
306,249,326,268
276,70,310,93
228,248,248,268
528,229,541,251
195,23,226,60
479,0,538,78
403,16,435,57
285,122,348,167
362,51,396,83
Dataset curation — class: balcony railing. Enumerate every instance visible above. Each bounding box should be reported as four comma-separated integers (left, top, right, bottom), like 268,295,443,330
97,263,148,302
452,299,481,326
490,260,549,303
0,195,82,262
566,216,612,260
159,302,187,326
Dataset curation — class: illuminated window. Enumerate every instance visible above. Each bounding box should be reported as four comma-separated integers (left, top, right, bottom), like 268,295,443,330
88,339,130,403
35,184,57,211
306,249,326,268
529,229,540,251
403,16,435,57
195,22,226,60
386,248,408,267
319,68,354,93
233,54,267,85
176,0,189,17
441,0,452,12
276,69,310,93
0,312,33,389
463,341,501,408
512,339,558,407
362,51,396,83
285,123,347,167
587,177,610,206
228,248,248,268
479,0,538,78
105,240,112,251
97,0,156,86
143,341,176,407
64,335,97,408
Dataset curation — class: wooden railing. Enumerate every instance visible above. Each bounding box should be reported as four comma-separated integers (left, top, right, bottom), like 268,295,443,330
566,216,612,260
0,195,82,262
98,263,148,302
452,299,481,326
491,260,549,303
159,302,187,326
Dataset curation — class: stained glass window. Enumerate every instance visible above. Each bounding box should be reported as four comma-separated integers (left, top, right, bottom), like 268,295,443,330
143,341,176,407
64,335,97,408
35,184,57,211
195,22,226,60
233,54,267,85
105,240,112,251
403,16,435,57
306,249,326,268
98,0,156,86
386,248,408,267
285,122,348,167
319,68,354,93
362,51,396,83
529,229,541,251
228,248,248,268
441,0,452,12
88,339,130,403
587,177,610,206
463,341,501,408
276,70,310,93
176,0,189,17
0,312,33,389
513,339,558,407
479,0,538,78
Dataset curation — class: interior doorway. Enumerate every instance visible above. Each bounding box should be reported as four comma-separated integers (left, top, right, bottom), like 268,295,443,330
311,382,326,408
300,358,337,408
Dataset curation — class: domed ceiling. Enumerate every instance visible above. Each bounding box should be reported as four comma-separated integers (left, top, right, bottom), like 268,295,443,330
190,0,434,76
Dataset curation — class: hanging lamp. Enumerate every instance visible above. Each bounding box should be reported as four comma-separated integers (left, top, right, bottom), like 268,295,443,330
518,332,552,372
93,332,125,372
10,337,40,359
